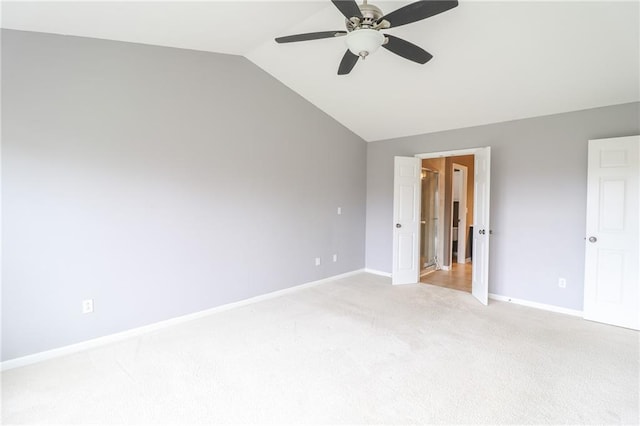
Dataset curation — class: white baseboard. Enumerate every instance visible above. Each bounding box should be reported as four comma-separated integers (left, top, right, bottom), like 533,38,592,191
489,293,583,317
1,269,365,372
363,268,392,278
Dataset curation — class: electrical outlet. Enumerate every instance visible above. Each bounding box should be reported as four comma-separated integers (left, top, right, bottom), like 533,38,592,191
333,254,338,262
337,207,342,215
558,278,567,289
82,299,94,314
315,257,321,266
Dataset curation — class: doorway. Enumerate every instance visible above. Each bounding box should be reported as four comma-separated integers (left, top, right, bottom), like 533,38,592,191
392,147,491,305
451,164,468,265
419,157,474,293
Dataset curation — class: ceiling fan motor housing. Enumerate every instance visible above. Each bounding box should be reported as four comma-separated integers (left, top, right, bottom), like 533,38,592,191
345,3,385,31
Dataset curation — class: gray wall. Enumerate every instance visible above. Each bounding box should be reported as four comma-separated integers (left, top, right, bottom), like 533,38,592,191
1,30,367,361
366,102,640,310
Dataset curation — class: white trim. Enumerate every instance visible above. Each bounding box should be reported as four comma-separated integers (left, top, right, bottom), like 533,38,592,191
1,269,365,371
415,148,482,159
489,293,583,317
364,268,392,278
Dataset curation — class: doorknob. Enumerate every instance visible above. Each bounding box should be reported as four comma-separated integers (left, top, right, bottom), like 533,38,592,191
396,223,402,228
588,236,597,243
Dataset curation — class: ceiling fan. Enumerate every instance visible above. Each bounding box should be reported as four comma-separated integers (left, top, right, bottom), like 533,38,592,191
275,0,459,75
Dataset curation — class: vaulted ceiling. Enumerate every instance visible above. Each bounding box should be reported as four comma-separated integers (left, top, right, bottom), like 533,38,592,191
3,1,639,141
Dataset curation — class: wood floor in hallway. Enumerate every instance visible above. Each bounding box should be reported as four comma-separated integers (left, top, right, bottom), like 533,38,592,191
421,262,472,293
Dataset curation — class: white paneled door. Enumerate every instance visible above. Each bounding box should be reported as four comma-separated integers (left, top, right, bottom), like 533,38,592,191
392,156,422,285
472,147,491,305
584,136,639,330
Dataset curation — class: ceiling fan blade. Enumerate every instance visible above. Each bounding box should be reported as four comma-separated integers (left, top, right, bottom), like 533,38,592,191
338,50,359,75
378,0,458,28
275,31,347,43
383,34,433,64
331,0,363,20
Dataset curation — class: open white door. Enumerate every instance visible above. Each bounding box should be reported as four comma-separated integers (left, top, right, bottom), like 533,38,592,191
472,147,491,305
392,156,421,285
583,136,639,330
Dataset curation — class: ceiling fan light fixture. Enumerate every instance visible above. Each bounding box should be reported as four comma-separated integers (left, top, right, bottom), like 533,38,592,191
345,29,385,58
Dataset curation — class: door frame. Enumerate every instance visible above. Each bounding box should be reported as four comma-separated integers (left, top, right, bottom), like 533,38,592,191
412,147,491,303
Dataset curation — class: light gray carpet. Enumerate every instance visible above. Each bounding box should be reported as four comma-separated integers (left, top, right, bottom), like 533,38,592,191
2,273,639,424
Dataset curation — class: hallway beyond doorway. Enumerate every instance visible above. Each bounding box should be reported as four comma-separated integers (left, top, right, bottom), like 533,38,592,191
421,263,472,293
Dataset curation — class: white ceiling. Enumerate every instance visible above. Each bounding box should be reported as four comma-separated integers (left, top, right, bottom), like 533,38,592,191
3,1,639,141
